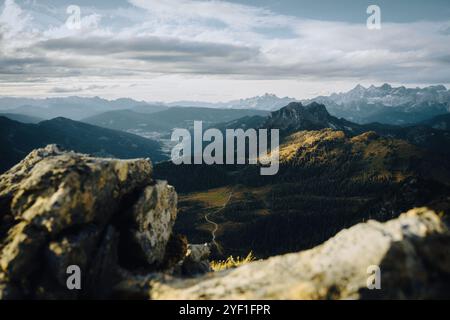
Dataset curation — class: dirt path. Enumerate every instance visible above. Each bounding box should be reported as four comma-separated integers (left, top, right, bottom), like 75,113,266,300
204,190,233,253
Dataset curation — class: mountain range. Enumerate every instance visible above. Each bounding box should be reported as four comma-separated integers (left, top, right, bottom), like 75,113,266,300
1,84,449,126
214,101,450,156
167,84,450,126
168,93,298,111
155,102,450,259
0,116,165,173
1,93,449,262
303,84,450,125
0,96,167,120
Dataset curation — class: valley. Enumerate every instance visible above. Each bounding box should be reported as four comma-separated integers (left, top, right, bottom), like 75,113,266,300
157,126,450,259
1,86,450,262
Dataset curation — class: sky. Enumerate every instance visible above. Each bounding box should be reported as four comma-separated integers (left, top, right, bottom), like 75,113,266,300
0,0,449,102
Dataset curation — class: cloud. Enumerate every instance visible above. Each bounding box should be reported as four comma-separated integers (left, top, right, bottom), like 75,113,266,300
127,0,294,30
37,35,259,59
0,0,450,100
48,84,111,93
27,20,450,82
0,0,31,37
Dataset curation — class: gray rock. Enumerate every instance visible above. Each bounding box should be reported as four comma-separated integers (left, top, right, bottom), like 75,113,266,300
187,244,211,262
151,208,450,300
131,181,178,266
181,244,212,276
0,145,180,299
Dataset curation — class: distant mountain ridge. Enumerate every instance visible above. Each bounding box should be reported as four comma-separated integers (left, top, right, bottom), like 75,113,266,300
0,116,165,173
0,96,167,120
1,83,449,125
329,84,448,107
0,94,292,121
167,93,298,111
0,113,43,124
303,84,450,125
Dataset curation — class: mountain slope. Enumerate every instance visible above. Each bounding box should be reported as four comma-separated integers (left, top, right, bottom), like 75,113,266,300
213,115,267,132
155,103,450,259
83,107,269,134
155,128,450,259
0,116,165,173
361,122,450,155
0,113,43,124
420,113,450,130
81,109,170,132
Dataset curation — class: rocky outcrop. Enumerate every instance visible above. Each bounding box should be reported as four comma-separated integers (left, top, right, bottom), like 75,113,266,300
151,208,450,300
264,102,356,135
0,145,178,299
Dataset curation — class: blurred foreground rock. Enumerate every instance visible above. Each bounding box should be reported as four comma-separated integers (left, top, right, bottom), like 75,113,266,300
151,208,450,300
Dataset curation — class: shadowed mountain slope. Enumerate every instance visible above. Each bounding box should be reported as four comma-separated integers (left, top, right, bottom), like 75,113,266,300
83,107,269,134
155,128,450,259
0,116,165,173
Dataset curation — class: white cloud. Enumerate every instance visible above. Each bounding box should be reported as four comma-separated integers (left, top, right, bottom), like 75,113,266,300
0,0,449,100
0,0,31,36
127,0,294,31
0,0,35,53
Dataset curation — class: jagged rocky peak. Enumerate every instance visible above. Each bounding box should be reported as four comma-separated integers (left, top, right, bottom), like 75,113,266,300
270,102,330,120
350,84,366,92
304,101,330,116
272,101,303,116
380,83,392,90
265,102,344,134
0,145,209,300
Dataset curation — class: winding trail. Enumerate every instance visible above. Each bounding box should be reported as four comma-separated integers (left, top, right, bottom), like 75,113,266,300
204,189,233,254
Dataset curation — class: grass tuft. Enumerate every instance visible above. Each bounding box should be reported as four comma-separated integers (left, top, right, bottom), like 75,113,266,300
210,252,256,272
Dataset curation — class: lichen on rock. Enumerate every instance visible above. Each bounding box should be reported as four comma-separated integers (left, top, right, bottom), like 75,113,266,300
0,145,180,299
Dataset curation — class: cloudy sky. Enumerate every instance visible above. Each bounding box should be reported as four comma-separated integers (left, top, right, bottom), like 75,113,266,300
0,0,449,102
